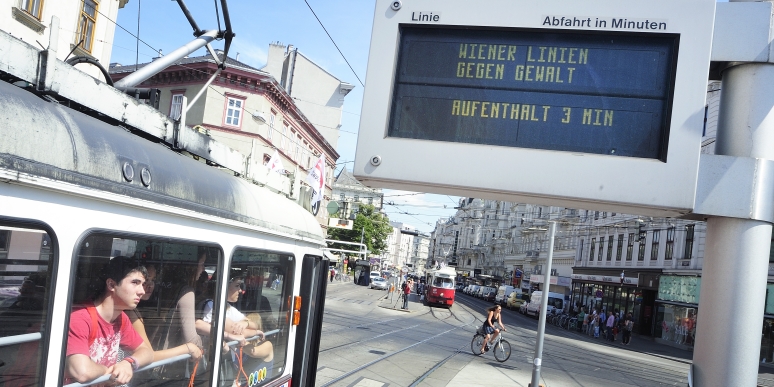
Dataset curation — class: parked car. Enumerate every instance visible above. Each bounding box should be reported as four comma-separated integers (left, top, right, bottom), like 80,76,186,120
468,285,480,296
525,291,565,318
478,286,496,299
370,277,389,290
495,285,517,305
507,292,528,311
484,290,497,302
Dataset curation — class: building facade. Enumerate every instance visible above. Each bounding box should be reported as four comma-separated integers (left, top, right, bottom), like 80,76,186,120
262,43,354,150
3,0,128,79
330,168,383,229
109,50,340,228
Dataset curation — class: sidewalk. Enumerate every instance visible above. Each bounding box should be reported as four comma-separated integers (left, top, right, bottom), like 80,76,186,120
444,322,774,387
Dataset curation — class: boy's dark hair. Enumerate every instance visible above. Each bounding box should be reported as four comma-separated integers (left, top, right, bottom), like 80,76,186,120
95,256,147,298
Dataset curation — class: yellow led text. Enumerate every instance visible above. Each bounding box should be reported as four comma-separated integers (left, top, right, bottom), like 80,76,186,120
451,100,550,122
515,65,576,83
582,109,614,126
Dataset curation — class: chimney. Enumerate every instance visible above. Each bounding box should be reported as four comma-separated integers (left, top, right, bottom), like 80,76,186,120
236,52,240,61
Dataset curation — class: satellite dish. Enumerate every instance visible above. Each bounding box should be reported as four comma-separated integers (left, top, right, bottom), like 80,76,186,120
251,111,267,125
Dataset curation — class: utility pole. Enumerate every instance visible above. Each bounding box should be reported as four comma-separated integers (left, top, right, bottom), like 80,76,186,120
692,10,774,383
530,221,556,387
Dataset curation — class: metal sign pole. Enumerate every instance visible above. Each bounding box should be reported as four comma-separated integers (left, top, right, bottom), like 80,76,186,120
530,221,556,387
692,60,774,385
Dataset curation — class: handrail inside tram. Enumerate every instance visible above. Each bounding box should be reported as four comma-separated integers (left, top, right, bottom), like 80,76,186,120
63,329,282,387
225,328,280,347
0,332,42,347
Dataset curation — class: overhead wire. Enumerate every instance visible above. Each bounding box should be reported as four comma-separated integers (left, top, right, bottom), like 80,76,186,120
302,0,364,87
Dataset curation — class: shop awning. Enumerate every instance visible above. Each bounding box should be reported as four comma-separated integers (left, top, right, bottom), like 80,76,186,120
323,251,339,262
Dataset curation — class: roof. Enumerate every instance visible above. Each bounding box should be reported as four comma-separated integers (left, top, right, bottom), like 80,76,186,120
334,168,366,187
109,50,265,75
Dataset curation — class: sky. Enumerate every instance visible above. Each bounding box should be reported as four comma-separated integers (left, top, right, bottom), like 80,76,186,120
111,0,459,234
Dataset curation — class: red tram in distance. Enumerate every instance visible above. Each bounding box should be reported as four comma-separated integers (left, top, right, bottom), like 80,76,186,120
425,267,457,307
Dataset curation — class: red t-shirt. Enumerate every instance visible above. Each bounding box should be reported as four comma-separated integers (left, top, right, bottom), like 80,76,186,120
64,306,143,383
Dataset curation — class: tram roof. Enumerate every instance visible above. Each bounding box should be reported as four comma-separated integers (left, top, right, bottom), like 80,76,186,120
0,80,324,243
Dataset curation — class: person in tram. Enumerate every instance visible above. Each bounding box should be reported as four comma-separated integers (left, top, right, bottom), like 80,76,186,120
479,305,506,353
64,256,154,385
126,262,204,374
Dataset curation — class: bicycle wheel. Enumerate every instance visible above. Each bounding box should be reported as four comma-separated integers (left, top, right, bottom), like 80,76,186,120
471,334,485,355
494,339,512,362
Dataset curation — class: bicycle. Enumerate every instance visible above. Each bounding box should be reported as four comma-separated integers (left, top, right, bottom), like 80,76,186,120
470,330,511,362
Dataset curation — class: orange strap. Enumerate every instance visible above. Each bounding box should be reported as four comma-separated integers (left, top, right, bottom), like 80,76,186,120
187,356,199,387
234,346,248,387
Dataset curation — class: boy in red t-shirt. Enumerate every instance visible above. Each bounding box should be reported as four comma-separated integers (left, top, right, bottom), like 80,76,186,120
64,256,154,385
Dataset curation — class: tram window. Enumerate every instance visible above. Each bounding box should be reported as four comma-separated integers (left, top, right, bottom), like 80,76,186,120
0,224,56,387
433,277,454,289
64,233,221,386
213,248,294,387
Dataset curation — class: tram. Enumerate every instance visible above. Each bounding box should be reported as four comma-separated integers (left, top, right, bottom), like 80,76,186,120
0,27,327,387
424,267,458,307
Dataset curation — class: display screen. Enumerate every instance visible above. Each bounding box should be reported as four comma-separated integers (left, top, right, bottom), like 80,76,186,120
387,26,679,160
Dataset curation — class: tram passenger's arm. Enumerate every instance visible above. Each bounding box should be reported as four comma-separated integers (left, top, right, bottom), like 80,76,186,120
66,354,109,383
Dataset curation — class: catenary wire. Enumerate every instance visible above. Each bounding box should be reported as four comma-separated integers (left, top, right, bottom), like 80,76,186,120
302,0,364,87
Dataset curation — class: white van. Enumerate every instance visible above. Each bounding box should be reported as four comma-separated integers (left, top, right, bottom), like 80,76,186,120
468,285,480,295
525,291,565,317
495,286,518,305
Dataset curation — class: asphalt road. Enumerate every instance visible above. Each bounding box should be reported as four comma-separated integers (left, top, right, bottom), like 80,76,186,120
316,281,774,387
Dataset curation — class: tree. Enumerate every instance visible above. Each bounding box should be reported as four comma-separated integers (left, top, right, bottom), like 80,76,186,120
327,204,392,258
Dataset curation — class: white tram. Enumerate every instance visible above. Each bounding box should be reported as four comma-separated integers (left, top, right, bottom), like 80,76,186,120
0,30,328,387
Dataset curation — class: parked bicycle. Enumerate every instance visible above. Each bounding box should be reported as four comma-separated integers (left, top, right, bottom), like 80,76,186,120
471,330,511,362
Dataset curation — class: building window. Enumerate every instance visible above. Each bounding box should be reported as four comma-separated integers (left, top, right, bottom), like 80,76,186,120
685,224,695,260
607,236,613,261
76,0,98,53
224,96,244,127
354,194,359,202
21,0,44,19
294,136,301,161
578,239,584,261
598,237,604,261
281,124,288,151
169,93,184,120
594,211,599,220
267,113,275,142
616,234,623,261
651,229,660,260
665,227,675,260
638,237,646,261
339,193,344,201
602,212,607,219
626,233,634,261
589,238,595,260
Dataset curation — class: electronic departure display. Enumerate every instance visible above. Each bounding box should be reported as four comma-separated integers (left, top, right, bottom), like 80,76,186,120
387,27,679,160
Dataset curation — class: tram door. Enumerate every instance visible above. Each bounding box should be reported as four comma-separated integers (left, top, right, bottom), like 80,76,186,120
292,255,329,387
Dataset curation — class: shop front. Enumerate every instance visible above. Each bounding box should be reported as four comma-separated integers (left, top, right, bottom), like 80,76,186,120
653,275,700,349
570,269,661,336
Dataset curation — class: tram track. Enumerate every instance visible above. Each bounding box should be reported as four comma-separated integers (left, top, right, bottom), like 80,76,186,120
318,293,482,387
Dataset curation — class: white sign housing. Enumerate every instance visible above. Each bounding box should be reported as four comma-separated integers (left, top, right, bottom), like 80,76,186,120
354,0,716,216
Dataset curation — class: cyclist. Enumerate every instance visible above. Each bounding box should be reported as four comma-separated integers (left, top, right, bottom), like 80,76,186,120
480,305,506,353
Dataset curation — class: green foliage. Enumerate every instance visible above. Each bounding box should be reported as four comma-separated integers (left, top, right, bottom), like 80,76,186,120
327,204,392,257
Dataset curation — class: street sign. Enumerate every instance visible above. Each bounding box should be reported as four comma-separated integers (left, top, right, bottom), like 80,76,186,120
355,0,715,216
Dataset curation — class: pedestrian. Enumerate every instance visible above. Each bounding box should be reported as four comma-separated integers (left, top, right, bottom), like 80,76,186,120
401,280,411,309
606,311,616,342
329,267,335,283
623,313,634,345
578,307,586,333
590,309,599,339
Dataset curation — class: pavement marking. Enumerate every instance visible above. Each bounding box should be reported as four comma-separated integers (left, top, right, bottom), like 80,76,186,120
345,377,388,387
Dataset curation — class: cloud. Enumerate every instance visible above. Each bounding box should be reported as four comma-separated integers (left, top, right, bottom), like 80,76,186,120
230,41,268,68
